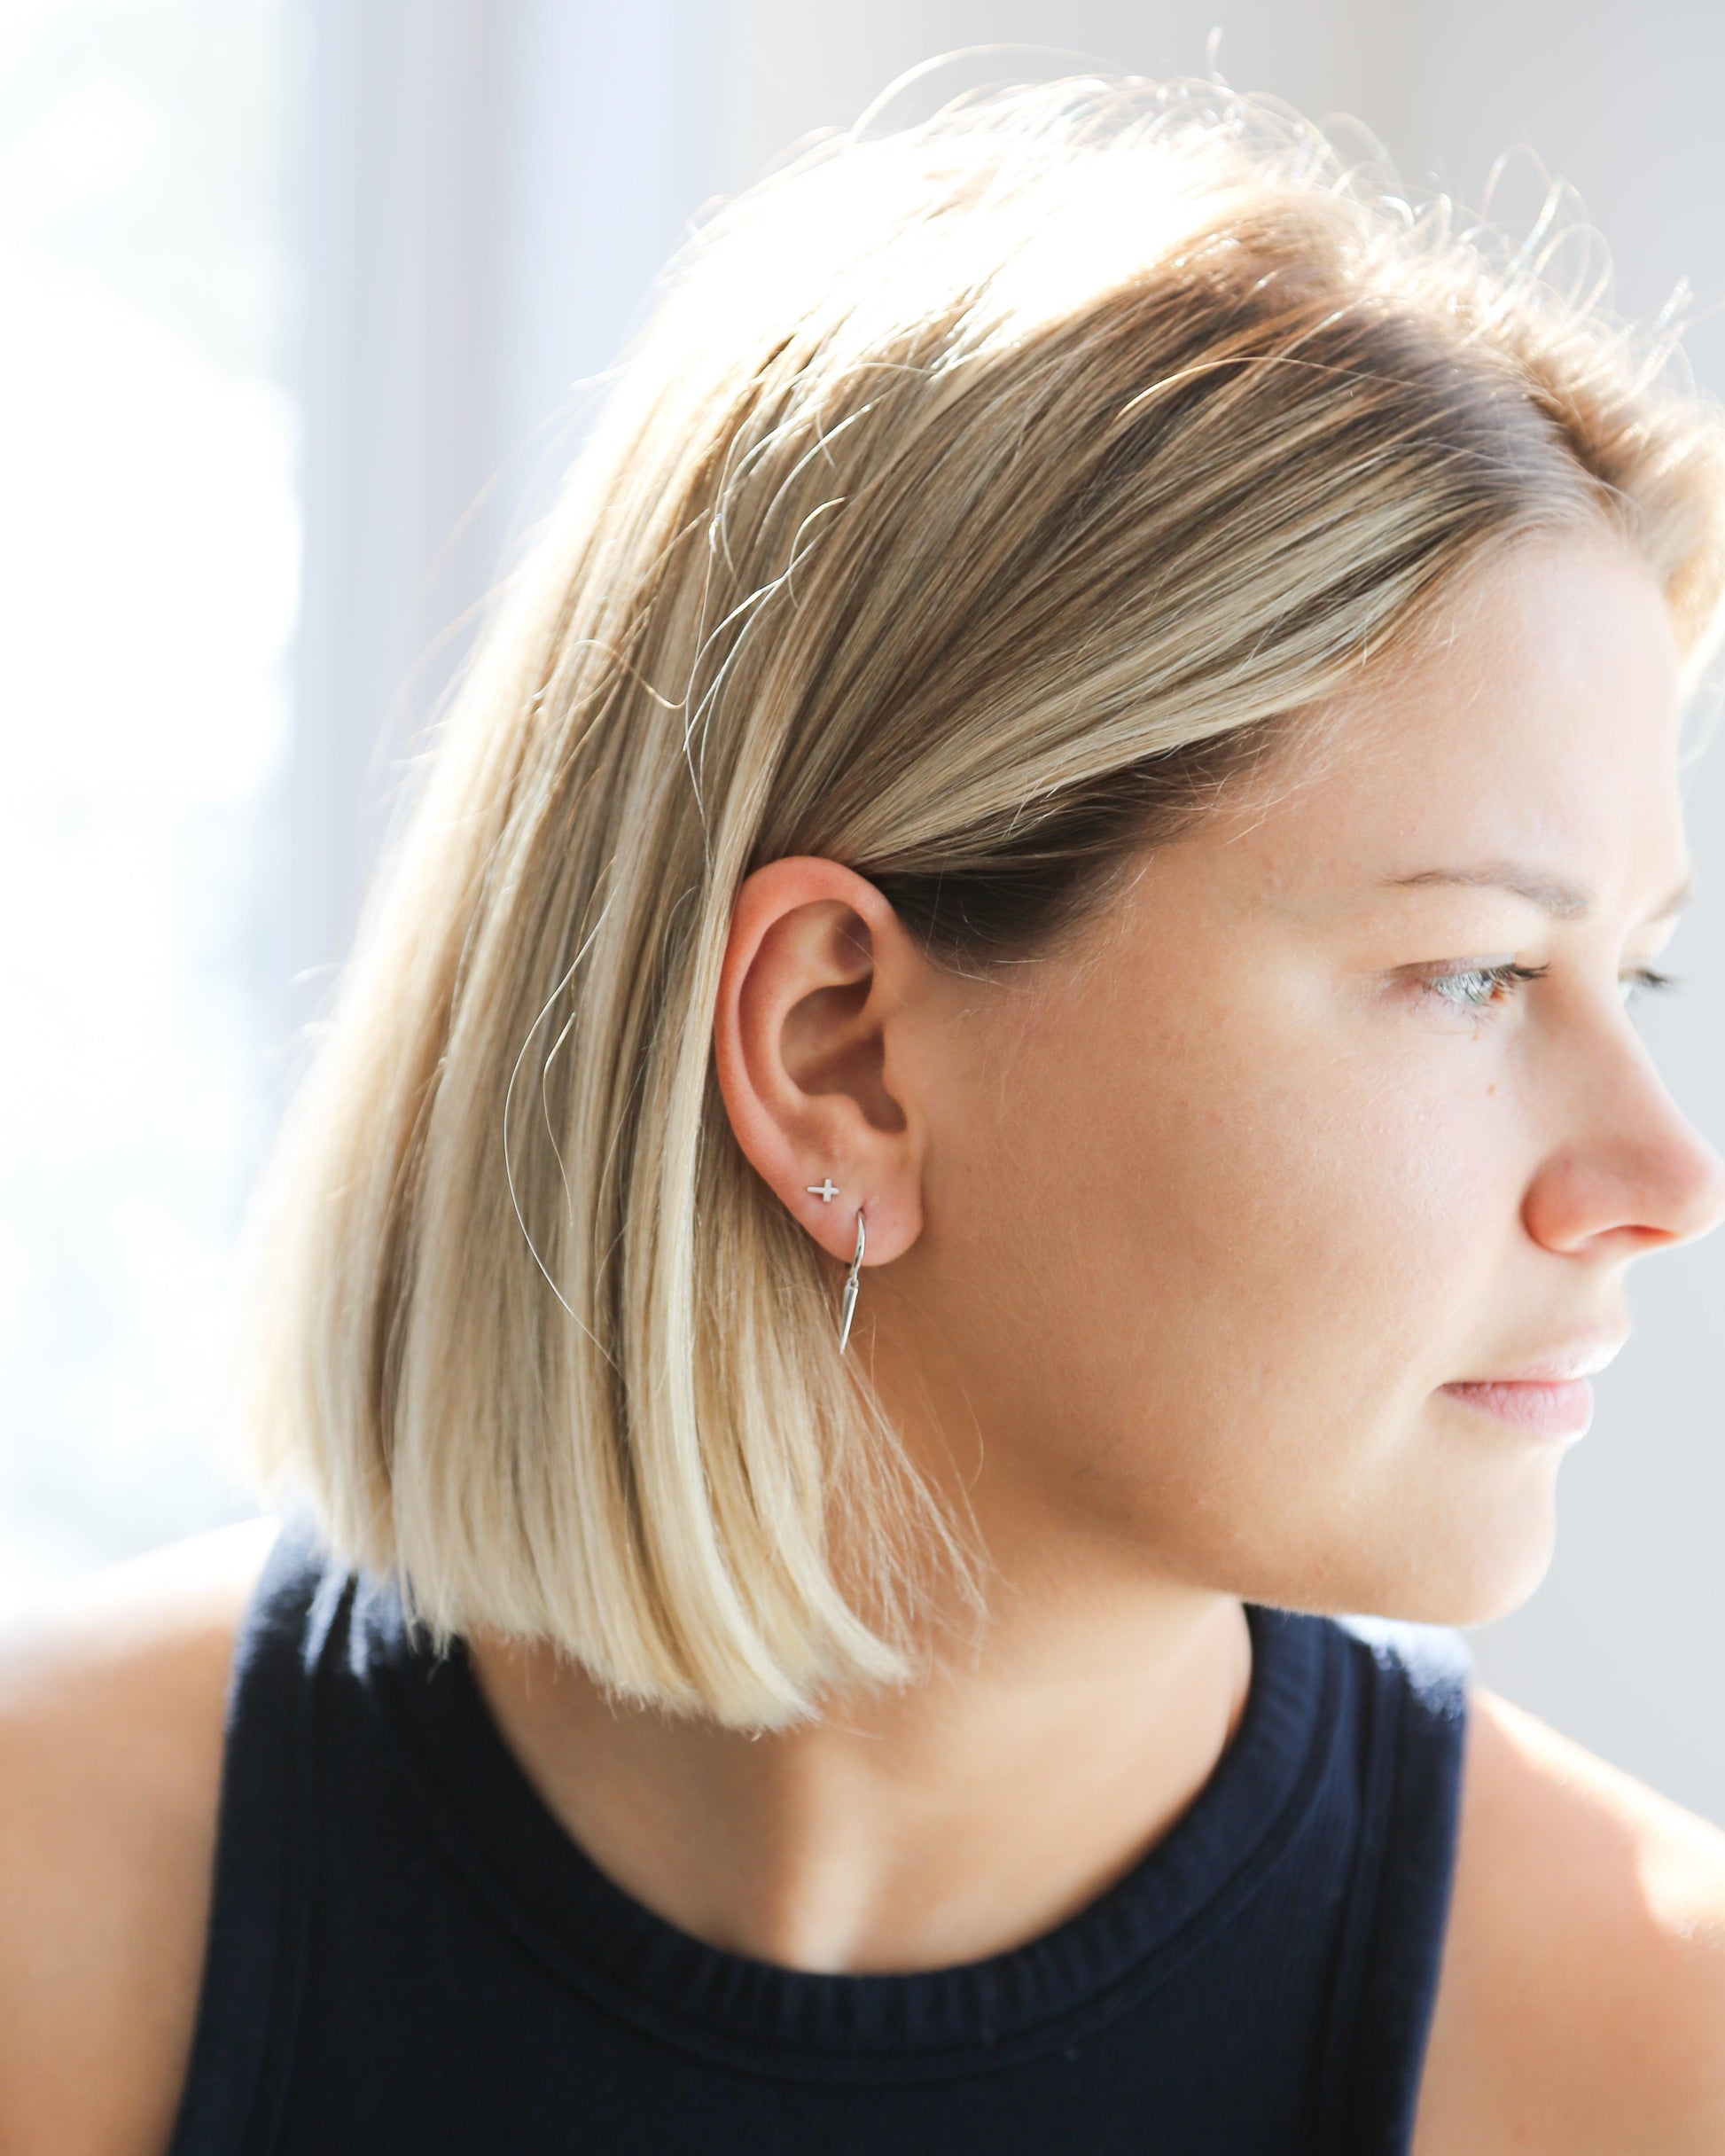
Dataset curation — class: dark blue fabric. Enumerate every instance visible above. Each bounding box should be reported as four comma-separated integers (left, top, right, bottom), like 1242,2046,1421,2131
168,1525,1468,2155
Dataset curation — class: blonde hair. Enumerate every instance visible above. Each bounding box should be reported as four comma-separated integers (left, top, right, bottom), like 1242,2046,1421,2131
246,77,1725,1726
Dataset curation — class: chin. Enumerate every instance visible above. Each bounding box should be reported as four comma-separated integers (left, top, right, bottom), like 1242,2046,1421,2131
1370,1461,1562,1630
1244,1439,1564,1632
1422,1537,1556,1629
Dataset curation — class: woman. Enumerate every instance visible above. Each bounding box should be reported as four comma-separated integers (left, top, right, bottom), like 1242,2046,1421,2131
4,76,1725,2155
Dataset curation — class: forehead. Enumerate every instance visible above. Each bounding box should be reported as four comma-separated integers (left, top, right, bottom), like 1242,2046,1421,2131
1229,536,1687,910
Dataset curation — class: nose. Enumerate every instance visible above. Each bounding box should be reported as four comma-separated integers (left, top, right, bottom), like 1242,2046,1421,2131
1522,1031,1725,1258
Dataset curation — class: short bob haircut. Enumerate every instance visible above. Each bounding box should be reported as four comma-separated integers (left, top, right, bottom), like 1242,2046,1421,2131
246,77,1725,1728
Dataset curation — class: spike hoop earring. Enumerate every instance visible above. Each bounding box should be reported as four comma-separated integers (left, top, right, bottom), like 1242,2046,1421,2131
838,1207,866,1354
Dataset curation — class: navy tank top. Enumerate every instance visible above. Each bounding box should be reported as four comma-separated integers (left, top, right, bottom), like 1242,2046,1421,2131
167,1525,1469,2155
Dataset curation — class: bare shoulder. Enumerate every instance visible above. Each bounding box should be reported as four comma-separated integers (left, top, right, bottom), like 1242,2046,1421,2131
1413,1685,1725,2156
0,1518,278,2156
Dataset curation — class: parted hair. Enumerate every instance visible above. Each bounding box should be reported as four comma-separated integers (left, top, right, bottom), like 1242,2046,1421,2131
244,77,1725,1725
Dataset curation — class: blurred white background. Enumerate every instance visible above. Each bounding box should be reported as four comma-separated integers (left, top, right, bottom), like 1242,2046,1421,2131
0,0,297,1603
4,0,1724,1817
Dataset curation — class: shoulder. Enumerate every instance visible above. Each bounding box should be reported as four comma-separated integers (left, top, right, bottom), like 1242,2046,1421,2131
0,1518,277,2156
1413,1686,1725,2156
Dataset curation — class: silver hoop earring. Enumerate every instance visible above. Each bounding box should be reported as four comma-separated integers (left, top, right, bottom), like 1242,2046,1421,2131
838,1207,866,1355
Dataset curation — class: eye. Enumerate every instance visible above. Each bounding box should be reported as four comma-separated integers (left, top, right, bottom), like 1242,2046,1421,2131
1423,959,1549,1012
1621,965,1679,1006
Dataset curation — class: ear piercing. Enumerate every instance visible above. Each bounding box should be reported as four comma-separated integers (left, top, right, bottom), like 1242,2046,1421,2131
839,1207,865,1355
806,1176,864,1352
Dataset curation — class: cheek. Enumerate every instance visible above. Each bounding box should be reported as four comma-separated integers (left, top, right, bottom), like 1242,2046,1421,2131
991,988,1523,1513
1149,1058,1495,1342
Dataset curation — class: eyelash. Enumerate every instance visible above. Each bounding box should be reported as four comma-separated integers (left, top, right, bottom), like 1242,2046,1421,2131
1623,965,1679,1005
1422,962,1679,1012
1424,961,1549,1012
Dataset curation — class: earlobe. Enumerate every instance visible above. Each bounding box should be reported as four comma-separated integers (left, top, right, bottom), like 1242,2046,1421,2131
713,856,926,1269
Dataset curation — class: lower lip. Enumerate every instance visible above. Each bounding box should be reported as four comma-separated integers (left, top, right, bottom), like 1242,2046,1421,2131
1440,1378,1595,1440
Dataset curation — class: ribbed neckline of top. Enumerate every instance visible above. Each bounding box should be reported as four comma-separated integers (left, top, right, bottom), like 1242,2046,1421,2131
352,1576,1337,2081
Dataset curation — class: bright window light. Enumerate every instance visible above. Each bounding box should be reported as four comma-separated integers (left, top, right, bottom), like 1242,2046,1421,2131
0,0,300,1609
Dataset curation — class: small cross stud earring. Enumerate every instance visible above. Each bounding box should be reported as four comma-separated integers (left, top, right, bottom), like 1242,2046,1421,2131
806,1178,839,1203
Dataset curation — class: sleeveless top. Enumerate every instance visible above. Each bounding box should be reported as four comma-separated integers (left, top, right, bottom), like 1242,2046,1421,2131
167,1525,1469,2156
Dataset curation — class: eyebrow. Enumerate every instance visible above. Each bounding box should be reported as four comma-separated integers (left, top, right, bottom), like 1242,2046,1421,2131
1385,863,1694,922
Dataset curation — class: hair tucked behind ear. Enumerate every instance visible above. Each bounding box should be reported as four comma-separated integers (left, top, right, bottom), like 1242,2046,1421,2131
240,74,1725,1726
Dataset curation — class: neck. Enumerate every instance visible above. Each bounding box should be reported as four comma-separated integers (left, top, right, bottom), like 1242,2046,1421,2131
468,1574,1252,1974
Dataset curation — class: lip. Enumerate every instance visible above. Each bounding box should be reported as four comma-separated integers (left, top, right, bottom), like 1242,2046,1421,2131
1440,1377,1596,1440
1439,1336,1626,1441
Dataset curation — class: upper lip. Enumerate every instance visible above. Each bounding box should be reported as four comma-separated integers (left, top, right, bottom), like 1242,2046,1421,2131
1447,1337,1629,1386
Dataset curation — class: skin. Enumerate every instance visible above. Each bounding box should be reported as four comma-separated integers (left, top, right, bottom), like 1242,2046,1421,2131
5,534,1725,2151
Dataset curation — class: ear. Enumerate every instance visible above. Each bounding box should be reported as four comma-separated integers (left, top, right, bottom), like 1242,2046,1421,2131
713,856,926,1266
